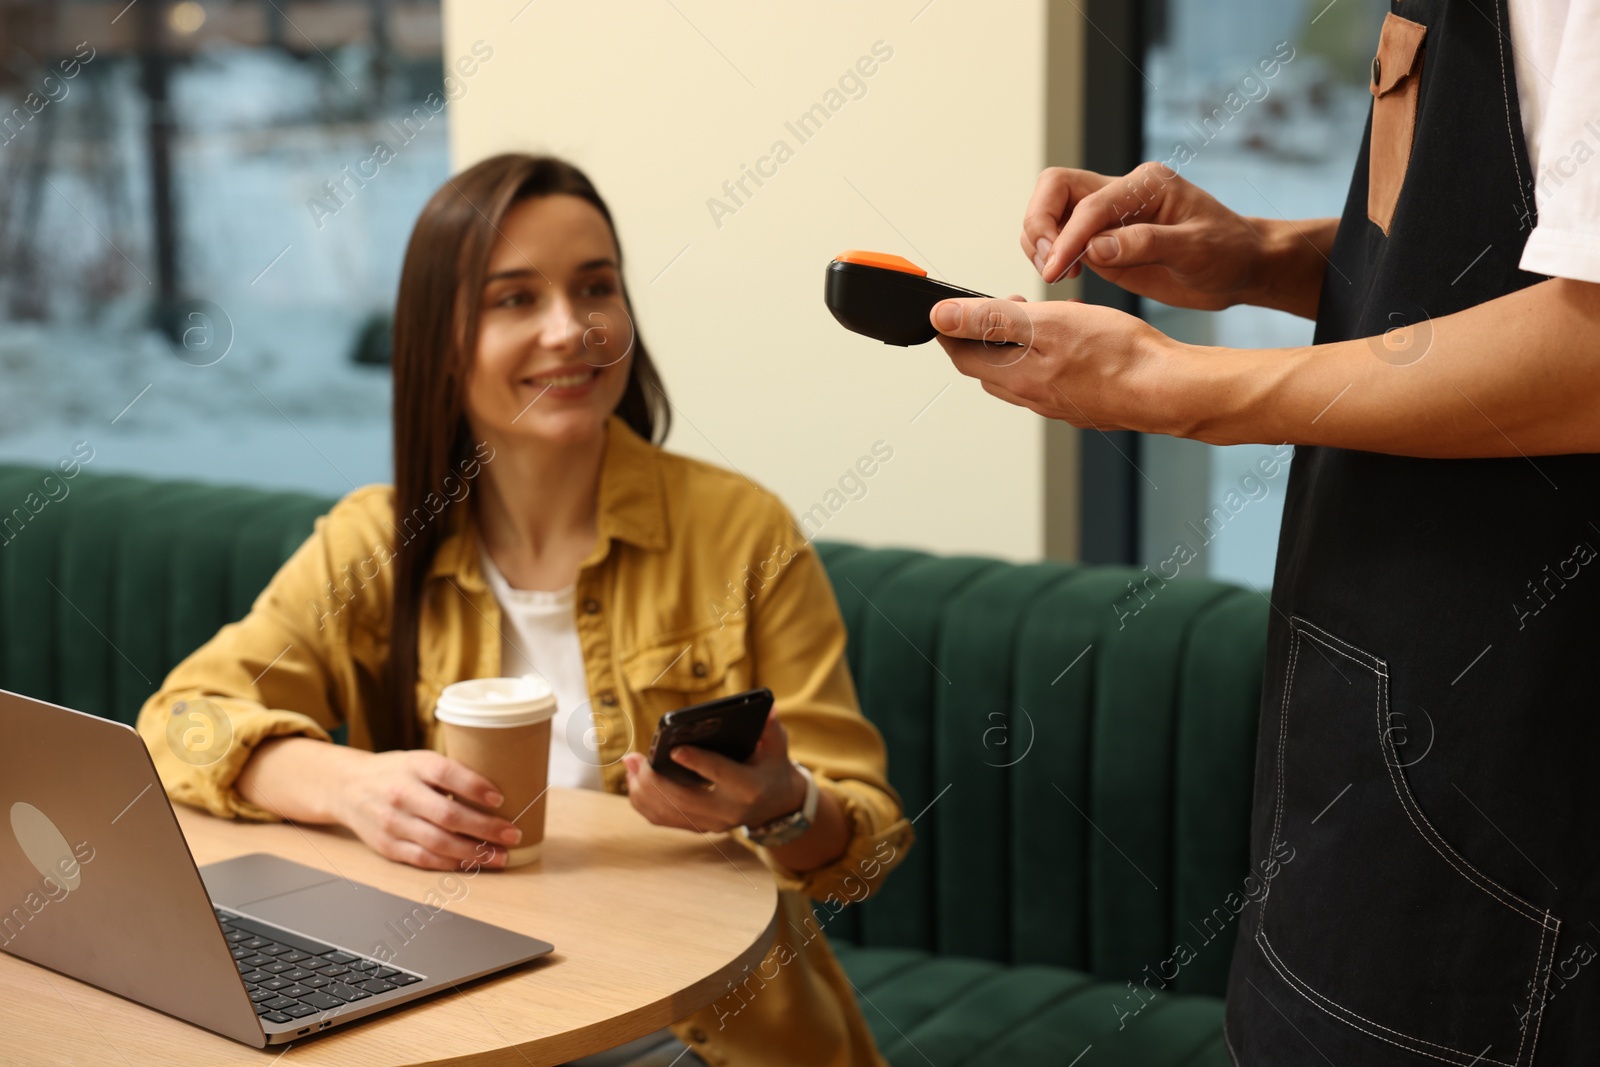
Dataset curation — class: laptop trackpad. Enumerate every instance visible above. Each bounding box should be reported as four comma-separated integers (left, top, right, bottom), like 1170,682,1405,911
201,853,341,907
204,854,551,977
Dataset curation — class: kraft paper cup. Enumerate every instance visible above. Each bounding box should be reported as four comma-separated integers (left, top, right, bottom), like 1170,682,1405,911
434,675,557,867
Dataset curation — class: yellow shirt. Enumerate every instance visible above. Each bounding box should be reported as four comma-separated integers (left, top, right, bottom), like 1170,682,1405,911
136,415,913,1066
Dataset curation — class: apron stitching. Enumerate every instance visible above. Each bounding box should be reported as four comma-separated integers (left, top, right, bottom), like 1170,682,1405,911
1255,931,1517,1067
1262,620,1306,913
1294,616,1385,673
1521,911,1559,1067
1489,0,1533,226
1512,918,1546,1067
1366,661,1547,924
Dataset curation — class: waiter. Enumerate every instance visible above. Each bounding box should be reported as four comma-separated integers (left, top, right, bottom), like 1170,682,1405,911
932,1,1599,1063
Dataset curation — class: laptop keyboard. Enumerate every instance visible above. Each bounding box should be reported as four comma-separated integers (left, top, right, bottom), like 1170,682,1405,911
214,907,424,1026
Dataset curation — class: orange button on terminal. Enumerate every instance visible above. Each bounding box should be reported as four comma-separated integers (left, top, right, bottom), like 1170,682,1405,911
833,250,928,277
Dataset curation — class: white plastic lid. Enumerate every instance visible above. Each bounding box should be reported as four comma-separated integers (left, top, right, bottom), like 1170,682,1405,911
435,675,558,728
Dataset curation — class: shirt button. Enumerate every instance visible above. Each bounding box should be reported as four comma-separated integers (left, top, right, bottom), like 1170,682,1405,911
691,661,708,678
582,598,601,615
599,690,618,707
1371,56,1381,86
689,1027,708,1043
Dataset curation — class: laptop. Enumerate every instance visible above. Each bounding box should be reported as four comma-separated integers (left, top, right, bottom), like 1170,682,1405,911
0,688,554,1047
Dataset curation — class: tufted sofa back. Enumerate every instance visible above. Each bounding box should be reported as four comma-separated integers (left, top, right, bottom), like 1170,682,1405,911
811,544,1268,997
0,465,1267,997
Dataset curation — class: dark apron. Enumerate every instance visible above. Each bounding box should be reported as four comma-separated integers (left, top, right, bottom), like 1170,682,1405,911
1223,1,1600,1064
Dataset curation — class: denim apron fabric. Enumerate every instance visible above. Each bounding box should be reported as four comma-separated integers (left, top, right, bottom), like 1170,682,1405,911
1222,1,1600,1064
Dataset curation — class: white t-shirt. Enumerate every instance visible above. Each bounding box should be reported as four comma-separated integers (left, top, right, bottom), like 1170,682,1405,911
479,548,603,791
1508,0,1600,281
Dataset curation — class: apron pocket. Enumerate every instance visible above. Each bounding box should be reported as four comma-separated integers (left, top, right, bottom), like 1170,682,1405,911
1367,12,1427,235
1256,616,1558,1067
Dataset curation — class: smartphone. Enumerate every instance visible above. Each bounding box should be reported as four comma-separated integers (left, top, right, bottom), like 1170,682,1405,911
647,688,774,787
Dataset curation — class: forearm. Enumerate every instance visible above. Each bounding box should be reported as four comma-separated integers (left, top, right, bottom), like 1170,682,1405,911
234,737,354,825
764,786,848,873
747,774,914,905
1243,216,1339,319
1163,277,1600,456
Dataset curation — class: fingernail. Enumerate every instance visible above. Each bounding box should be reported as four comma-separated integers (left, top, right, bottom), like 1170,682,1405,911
1090,234,1119,262
486,791,505,807
1032,253,1045,273
501,827,522,844
933,302,962,331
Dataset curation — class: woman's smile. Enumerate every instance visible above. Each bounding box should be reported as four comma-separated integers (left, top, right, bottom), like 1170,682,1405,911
519,364,604,398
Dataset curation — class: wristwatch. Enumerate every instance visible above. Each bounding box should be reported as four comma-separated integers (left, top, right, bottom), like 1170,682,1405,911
743,763,818,848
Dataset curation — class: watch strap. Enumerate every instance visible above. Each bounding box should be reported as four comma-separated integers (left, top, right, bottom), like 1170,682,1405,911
796,763,819,823
744,763,817,847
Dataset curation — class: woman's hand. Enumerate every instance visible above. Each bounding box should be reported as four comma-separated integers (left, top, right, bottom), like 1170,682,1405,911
931,294,1194,434
620,711,807,833
328,748,521,872
1022,163,1325,316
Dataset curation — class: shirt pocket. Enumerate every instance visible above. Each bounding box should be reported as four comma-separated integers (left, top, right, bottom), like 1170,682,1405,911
618,620,752,729
1367,12,1427,235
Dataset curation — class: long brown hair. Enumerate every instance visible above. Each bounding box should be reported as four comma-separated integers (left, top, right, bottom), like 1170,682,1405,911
382,154,670,751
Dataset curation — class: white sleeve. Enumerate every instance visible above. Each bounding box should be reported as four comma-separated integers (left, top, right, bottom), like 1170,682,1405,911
1519,0,1600,283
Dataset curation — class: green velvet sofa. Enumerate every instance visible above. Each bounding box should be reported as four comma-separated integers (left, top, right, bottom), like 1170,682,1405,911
0,463,1269,1066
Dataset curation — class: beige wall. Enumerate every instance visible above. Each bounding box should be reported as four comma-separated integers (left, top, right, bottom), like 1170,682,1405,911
443,1,1081,561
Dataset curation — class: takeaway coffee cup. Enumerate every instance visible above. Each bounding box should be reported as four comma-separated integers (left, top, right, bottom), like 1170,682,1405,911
434,675,557,867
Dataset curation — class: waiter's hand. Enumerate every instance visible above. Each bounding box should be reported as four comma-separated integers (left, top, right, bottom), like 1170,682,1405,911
931,294,1182,433
1023,163,1274,311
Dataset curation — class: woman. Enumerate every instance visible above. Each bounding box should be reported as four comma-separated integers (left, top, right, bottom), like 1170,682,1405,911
137,153,912,1067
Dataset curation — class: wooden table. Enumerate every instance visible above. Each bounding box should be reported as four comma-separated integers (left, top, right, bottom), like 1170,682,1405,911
0,788,779,1066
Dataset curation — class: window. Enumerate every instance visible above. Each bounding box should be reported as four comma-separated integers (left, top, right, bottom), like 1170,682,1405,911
0,0,448,496
1133,0,1385,587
